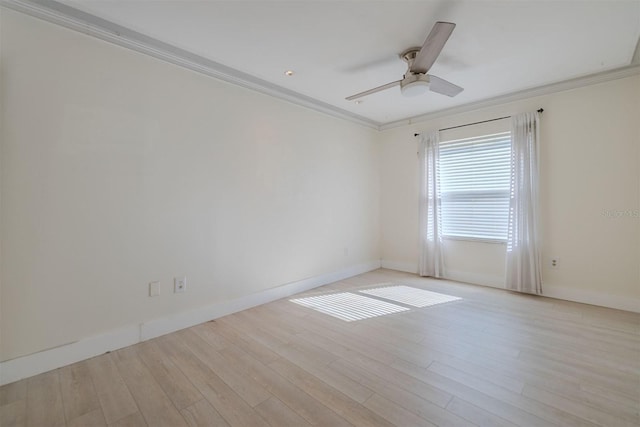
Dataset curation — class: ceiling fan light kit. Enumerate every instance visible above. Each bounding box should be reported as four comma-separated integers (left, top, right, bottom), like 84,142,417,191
399,48,430,97
346,21,463,102
400,74,430,97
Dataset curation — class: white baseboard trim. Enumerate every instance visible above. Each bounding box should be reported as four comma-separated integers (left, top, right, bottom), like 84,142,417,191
140,260,381,341
444,269,506,290
542,285,640,313
380,260,418,274
0,260,381,385
0,325,141,387
380,260,639,313
380,261,505,289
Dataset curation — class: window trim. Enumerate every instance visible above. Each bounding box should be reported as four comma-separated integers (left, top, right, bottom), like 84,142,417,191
443,235,507,244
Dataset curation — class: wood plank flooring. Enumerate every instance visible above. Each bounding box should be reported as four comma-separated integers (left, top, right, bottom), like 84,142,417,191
1,269,638,426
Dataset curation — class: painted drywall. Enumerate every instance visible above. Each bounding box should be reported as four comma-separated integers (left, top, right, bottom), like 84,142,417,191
380,74,640,309
0,10,381,361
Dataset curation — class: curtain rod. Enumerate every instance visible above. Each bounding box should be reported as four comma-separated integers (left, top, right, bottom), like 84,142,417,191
414,108,544,137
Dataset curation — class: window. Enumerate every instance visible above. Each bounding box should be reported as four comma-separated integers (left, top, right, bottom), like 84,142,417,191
439,131,511,242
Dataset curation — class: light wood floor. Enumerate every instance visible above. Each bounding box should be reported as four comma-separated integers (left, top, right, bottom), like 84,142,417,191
1,269,639,427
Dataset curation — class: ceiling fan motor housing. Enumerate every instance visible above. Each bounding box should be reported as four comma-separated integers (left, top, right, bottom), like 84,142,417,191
399,48,430,96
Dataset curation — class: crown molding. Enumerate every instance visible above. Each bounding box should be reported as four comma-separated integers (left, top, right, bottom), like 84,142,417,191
2,0,638,132
379,64,640,130
0,0,382,130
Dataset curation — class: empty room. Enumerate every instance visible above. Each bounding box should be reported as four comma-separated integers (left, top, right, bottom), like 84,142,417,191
1,0,639,426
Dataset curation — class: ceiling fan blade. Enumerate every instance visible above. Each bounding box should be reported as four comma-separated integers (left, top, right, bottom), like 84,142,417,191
345,80,401,101
410,21,456,74
428,75,463,97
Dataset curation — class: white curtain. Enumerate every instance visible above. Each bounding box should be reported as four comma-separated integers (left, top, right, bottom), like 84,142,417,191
506,112,542,294
418,131,444,278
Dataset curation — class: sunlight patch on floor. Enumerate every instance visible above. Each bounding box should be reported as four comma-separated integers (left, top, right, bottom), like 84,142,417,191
360,285,461,308
290,292,409,321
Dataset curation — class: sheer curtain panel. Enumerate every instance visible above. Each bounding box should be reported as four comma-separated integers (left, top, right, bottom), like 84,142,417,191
506,111,542,294
418,131,444,278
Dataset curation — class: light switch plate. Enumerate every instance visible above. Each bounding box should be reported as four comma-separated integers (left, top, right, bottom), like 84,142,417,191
149,281,160,297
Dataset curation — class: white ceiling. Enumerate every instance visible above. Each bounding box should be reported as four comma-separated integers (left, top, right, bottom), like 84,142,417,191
44,1,640,125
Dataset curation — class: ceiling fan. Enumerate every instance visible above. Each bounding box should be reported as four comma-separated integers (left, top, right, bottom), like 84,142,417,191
346,21,463,101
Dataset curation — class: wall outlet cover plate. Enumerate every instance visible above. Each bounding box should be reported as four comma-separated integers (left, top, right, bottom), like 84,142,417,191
174,277,187,293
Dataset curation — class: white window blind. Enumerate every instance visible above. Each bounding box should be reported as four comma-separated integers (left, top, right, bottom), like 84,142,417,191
439,131,511,242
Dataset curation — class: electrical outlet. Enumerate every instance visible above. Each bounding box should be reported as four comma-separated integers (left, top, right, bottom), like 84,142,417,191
550,257,560,268
149,281,160,297
174,277,187,293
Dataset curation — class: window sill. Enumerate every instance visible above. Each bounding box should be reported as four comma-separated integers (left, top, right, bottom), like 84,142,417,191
443,236,507,244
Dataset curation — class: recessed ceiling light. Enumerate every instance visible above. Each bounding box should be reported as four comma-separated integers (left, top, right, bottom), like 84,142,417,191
284,70,294,76
354,100,363,104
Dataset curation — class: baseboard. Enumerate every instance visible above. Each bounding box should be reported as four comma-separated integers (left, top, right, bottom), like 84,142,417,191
380,259,418,274
0,325,141,387
381,259,639,313
139,260,382,341
0,260,381,385
542,285,640,313
380,261,505,289
444,269,506,289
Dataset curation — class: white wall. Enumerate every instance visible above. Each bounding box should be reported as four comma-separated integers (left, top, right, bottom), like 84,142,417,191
380,74,640,310
0,10,381,362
